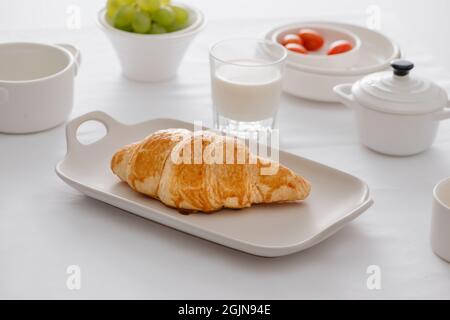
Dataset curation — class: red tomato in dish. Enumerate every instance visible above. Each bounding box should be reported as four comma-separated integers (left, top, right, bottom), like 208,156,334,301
298,29,324,51
327,40,353,55
285,43,308,54
280,34,303,46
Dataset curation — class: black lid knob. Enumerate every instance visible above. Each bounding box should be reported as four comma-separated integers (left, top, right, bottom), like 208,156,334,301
391,60,414,77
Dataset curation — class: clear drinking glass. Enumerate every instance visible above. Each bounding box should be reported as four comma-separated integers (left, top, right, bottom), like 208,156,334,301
209,38,287,138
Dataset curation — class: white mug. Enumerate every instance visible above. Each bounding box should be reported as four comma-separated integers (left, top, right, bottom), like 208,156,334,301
431,177,450,263
0,42,81,134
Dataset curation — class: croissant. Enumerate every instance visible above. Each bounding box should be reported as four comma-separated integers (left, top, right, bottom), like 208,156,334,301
111,129,311,213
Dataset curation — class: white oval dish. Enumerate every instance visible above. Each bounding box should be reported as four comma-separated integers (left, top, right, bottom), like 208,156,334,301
272,24,361,69
0,42,81,134
265,21,401,102
56,111,373,258
97,3,206,82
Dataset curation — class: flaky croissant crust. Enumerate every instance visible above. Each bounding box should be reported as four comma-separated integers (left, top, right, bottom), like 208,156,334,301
111,129,311,213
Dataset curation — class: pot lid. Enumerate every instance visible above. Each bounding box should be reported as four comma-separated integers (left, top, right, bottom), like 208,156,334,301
353,60,448,115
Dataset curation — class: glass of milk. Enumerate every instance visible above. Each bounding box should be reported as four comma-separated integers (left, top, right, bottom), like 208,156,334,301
209,38,287,137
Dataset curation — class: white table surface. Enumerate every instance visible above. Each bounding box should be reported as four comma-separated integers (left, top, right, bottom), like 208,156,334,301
1,0,450,299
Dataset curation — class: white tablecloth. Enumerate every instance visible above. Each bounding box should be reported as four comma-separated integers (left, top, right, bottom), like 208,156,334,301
1,1,450,299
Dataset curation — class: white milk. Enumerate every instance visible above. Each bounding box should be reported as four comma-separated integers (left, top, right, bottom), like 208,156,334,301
211,59,282,122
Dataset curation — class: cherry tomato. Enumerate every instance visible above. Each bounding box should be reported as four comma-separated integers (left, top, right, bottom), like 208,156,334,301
280,34,303,46
327,40,353,55
285,43,308,55
298,29,324,51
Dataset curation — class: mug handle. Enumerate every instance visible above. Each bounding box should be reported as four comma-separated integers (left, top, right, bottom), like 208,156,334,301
56,43,82,76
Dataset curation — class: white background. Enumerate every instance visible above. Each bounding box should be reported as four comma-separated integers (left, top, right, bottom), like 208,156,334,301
1,0,450,299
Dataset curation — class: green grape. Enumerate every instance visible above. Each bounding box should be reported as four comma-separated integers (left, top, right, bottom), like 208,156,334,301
137,0,160,12
106,0,118,19
166,21,185,32
161,0,171,5
113,5,135,29
150,23,167,34
171,5,189,27
164,6,189,32
107,0,132,19
118,24,134,32
152,6,175,27
107,0,130,7
165,23,180,32
117,0,134,4
132,9,151,33
107,9,117,21
107,0,134,18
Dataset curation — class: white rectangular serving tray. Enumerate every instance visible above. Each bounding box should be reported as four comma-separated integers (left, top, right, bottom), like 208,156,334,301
56,111,373,257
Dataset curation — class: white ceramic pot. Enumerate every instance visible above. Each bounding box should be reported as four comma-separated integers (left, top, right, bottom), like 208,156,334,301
334,60,450,156
431,177,450,263
0,42,81,134
97,4,206,82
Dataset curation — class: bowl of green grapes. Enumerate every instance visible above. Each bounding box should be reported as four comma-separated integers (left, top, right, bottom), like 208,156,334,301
98,0,206,81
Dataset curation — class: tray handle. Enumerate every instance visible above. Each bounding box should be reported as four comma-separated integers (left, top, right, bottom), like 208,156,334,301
66,111,122,153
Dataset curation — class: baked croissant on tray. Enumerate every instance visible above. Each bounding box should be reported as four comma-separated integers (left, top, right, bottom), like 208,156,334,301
111,129,311,213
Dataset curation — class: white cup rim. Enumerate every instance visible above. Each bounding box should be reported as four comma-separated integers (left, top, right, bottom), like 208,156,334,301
434,177,450,211
0,42,75,84
209,37,288,68
97,4,206,40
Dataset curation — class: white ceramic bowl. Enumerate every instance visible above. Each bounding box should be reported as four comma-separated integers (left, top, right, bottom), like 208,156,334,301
272,24,361,69
265,21,401,102
97,4,206,82
0,42,81,133
432,177,450,263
